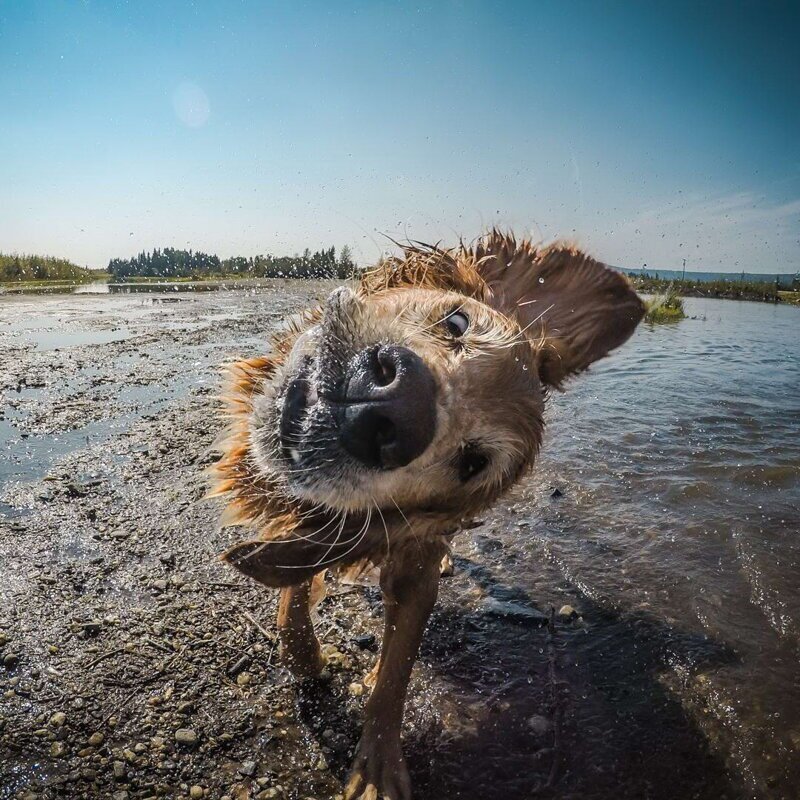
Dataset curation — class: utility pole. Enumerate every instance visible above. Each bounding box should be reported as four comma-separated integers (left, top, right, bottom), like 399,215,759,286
682,258,686,281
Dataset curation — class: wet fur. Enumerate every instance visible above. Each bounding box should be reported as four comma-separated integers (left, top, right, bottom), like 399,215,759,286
210,230,644,799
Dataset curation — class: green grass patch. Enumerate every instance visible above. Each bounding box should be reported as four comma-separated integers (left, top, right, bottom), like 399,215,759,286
644,287,686,323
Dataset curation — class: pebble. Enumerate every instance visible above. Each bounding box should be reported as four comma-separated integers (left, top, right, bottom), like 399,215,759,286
81,620,103,636
113,760,126,779
49,712,67,727
481,597,548,627
175,728,198,747
348,682,364,697
236,671,252,686
189,787,205,799
527,714,552,736
558,604,578,620
352,633,377,651
239,759,257,777
50,741,67,758
2,653,19,668
88,732,105,747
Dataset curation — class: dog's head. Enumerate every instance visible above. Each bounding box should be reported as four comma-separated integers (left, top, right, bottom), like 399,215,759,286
215,233,644,584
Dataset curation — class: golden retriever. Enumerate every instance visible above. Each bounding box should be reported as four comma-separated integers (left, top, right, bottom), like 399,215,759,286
211,231,644,799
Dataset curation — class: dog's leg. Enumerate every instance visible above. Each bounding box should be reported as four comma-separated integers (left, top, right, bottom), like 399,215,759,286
277,573,325,679
345,541,444,800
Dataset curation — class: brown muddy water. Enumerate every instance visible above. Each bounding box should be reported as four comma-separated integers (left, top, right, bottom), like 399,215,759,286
1,283,799,799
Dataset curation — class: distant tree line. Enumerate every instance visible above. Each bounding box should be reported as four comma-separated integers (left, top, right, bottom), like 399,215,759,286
628,274,784,303
0,253,90,282
107,245,358,280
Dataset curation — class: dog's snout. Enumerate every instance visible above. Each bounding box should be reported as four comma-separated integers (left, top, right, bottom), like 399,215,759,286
340,345,437,469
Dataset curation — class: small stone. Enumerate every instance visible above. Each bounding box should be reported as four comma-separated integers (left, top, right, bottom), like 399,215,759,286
77,747,94,758
81,620,103,636
352,633,377,651
50,711,67,727
558,604,578,620
113,760,126,780
348,682,364,697
236,671,252,687
3,653,19,668
482,597,548,627
123,748,137,762
177,701,194,714
87,732,104,747
50,741,67,758
527,714,552,735
189,787,204,799
550,487,564,498
112,792,129,800
151,579,168,592
238,759,257,777
175,728,198,747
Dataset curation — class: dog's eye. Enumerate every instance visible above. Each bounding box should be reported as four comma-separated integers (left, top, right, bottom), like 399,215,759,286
443,310,469,338
458,446,489,482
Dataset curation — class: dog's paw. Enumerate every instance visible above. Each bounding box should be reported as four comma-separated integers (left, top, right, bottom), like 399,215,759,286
344,729,411,800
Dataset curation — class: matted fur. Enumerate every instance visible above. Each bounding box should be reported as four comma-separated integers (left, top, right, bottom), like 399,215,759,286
211,230,644,578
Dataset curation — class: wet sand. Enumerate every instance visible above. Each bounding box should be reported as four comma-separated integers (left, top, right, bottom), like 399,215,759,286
1,284,795,799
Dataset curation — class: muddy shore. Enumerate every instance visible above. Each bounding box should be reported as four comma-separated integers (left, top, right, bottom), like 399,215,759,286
0,284,761,799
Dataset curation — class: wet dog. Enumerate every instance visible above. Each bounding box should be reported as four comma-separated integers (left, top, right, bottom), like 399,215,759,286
212,231,644,799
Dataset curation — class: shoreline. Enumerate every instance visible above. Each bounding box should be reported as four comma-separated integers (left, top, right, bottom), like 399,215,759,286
3,274,798,306
629,276,800,305
0,285,792,799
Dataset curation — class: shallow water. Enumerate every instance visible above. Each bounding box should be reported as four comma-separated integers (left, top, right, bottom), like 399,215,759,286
428,296,800,797
1,289,798,798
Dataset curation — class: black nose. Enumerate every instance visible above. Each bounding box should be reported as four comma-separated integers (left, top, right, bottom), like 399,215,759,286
339,345,437,470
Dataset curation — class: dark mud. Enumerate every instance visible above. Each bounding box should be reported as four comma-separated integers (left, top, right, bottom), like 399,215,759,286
0,286,794,799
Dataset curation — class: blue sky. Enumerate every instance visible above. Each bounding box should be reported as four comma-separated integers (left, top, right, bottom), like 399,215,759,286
1,1,798,272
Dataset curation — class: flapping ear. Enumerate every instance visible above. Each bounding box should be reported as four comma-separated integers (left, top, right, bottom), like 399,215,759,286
221,518,380,588
473,233,644,387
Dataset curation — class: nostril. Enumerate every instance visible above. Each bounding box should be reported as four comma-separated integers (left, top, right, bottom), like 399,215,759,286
374,348,397,387
374,416,396,448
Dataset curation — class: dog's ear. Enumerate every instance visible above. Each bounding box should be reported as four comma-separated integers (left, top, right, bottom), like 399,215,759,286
474,234,644,387
221,519,378,588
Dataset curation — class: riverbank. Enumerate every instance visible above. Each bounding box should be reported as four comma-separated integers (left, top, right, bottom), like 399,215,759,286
628,275,799,304
2,287,798,799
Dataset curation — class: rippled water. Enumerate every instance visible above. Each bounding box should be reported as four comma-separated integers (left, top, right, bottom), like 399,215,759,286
430,297,799,798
